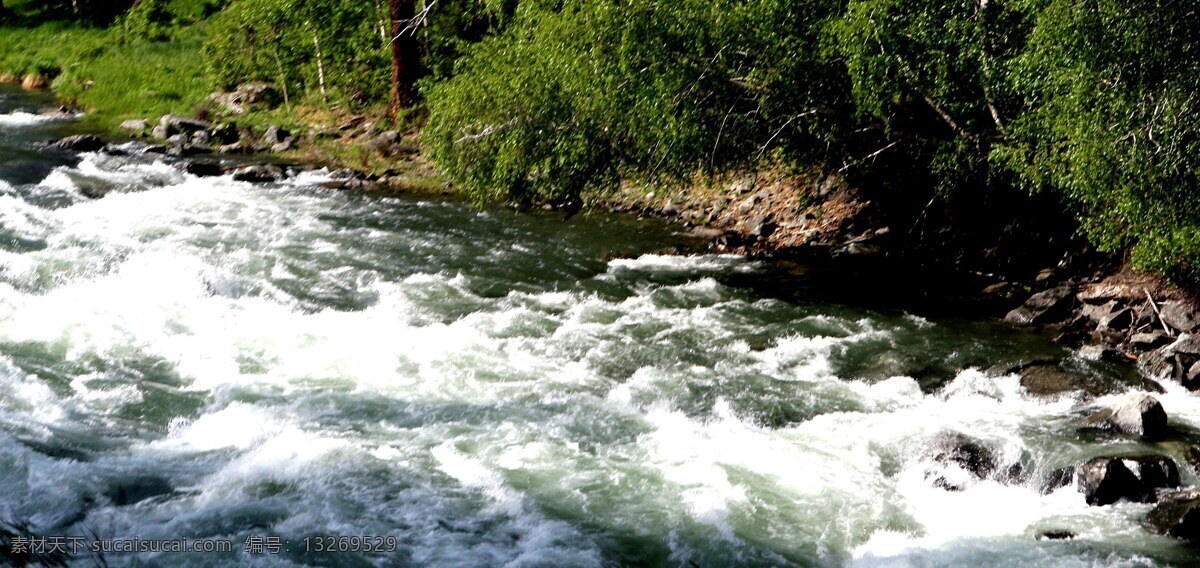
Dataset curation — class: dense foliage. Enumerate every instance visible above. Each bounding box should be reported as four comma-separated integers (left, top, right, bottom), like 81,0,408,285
427,0,1200,283
1006,0,1200,282
202,0,389,107
3,0,1200,284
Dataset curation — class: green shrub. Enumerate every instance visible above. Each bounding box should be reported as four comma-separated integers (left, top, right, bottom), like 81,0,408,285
1003,0,1200,282
424,0,846,205
202,0,388,108
119,0,173,42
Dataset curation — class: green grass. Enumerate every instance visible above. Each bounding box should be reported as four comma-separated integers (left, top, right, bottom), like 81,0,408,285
0,2,213,131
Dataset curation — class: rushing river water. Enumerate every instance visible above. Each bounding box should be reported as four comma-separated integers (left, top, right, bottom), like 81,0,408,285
3,85,1200,567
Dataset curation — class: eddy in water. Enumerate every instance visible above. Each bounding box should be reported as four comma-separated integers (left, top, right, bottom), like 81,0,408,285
2,85,1199,567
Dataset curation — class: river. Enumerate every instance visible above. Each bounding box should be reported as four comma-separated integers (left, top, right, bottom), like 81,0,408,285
2,85,1199,567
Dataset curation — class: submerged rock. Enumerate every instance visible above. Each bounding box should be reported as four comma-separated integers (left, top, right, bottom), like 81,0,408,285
1018,364,1091,397
1036,530,1076,540
1078,455,1180,506
1081,393,1168,441
1004,285,1074,325
50,135,105,153
1148,489,1200,543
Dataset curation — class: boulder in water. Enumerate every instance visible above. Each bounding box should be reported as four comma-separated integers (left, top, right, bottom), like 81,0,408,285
183,161,223,178
231,164,286,183
1018,364,1090,397
1081,393,1168,441
1078,455,1180,506
50,135,105,153
1148,489,1200,543
1041,466,1075,494
925,433,997,491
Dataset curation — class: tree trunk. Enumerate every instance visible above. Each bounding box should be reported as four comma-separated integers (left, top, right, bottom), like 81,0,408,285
313,30,328,104
388,0,418,119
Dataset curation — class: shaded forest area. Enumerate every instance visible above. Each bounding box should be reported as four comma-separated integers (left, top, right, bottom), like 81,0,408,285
2,0,1200,287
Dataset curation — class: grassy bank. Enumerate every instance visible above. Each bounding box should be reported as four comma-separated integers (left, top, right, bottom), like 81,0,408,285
0,1,213,128
0,0,444,191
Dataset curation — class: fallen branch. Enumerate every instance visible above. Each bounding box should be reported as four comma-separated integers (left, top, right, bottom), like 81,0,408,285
1145,288,1175,336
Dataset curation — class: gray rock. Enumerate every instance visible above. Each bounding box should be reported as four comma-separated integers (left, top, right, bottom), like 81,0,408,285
1078,455,1180,506
231,164,286,183
372,130,401,148
120,119,148,134
1082,301,1118,324
270,139,295,153
1160,301,1200,333
1130,331,1171,352
1081,393,1168,441
1141,334,1200,390
1169,334,1200,355
151,124,170,140
1148,489,1200,543
217,143,249,154
50,135,105,152
159,114,211,136
1100,307,1134,331
190,130,211,146
263,125,290,145
209,82,280,114
1004,285,1075,325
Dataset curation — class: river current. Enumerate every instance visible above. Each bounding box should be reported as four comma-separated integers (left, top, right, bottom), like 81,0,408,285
2,86,1199,567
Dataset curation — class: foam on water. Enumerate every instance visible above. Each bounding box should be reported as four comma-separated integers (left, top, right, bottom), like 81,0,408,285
0,110,77,127
0,126,1195,566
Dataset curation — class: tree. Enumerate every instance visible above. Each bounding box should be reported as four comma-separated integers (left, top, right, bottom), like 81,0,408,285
388,0,419,119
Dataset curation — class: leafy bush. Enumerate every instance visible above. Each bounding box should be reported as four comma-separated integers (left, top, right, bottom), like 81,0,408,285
119,0,173,42
202,0,388,107
1004,0,1200,281
426,0,1200,285
424,0,846,205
